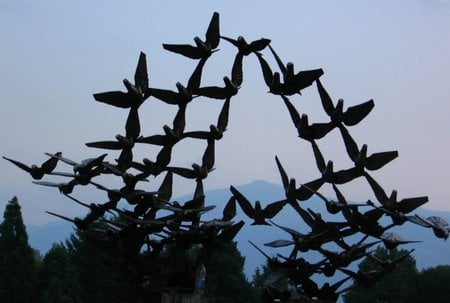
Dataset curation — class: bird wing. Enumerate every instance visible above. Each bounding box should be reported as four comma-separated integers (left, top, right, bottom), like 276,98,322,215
2,157,32,173
262,200,286,219
296,178,325,201
137,134,167,146
249,38,271,52
187,58,206,92
364,172,389,204
162,43,202,59
202,139,215,170
157,171,173,202
342,100,375,126
222,196,237,221
281,95,301,127
268,45,287,75
217,98,230,132
366,150,398,170
230,185,255,218
397,196,428,214
275,156,289,191
93,91,131,108
125,107,141,139
339,126,360,162
85,141,123,150
255,53,274,87
147,87,184,105
205,12,220,49
231,53,244,86
316,79,335,116
292,68,324,91
134,52,148,90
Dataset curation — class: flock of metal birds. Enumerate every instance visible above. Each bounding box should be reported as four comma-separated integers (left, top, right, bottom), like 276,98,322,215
4,12,448,302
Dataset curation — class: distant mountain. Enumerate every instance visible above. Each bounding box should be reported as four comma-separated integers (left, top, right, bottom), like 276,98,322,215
27,180,450,278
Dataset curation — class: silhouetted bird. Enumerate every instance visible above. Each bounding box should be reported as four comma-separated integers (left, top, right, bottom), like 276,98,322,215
33,179,78,195
274,156,305,212
45,152,107,185
408,215,450,240
364,172,428,215
316,276,351,302
339,126,398,174
368,248,415,269
319,240,379,268
265,220,325,254
3,152,61,180
163,12,220,60
196,76,239,100
222,196,237,221
45,211,90,230
137,104,187,147
281,95,333,141
311,141,357,184
230,185,286,225
263,45,323,95
168,139,215,180
220,35,271,85
379,232,421,250
302,182,367,214
317,79,374,127
182,97,230,141
147,58,206,106
93,52,149,108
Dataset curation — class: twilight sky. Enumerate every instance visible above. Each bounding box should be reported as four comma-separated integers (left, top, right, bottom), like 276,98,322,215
1,1,449,224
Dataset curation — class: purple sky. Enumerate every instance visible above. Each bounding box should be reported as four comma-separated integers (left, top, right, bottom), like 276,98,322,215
1,1,449,224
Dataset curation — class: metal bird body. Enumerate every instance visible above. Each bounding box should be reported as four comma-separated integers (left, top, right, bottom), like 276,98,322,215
364,172,428,214
162,12,219,60
183,97,230,141
197,76,239,100
3,152,61,180
94,52,149,108
220,36,271,85
267,45,324,95
317,79,374,127
230,185,286,225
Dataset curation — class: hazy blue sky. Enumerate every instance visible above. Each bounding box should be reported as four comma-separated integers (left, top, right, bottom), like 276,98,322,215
1,1,449,224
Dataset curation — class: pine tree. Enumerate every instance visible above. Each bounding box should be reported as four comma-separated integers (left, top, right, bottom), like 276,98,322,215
343,246,418,303
411,265,450,303
65,225,126,303
0,196,37,303
204,241,259,303
36,243,82,303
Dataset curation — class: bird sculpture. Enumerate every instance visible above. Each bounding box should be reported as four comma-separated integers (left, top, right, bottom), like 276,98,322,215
220,35,271,85
230,185,286,225
3,152,61,180
162,12,220,60
93,52,149,108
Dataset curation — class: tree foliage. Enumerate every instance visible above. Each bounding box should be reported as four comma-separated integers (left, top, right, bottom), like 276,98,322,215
65,224,126,303
0,197,37,303
204,241,259,303
411,265,450,303
343,246,418,303
36,243,82,303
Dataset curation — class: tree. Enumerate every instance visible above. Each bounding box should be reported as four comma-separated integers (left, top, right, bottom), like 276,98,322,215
411,265,450,303
343,246,418,303
36,243,82,303
204,241,259,303
252,261,288,301
65,225,126,303
0,197,37,303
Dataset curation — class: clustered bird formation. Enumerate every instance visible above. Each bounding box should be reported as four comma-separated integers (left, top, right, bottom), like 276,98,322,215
4,12,448,302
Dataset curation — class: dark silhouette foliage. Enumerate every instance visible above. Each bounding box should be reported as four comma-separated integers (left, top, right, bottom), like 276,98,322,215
0,197,37,303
